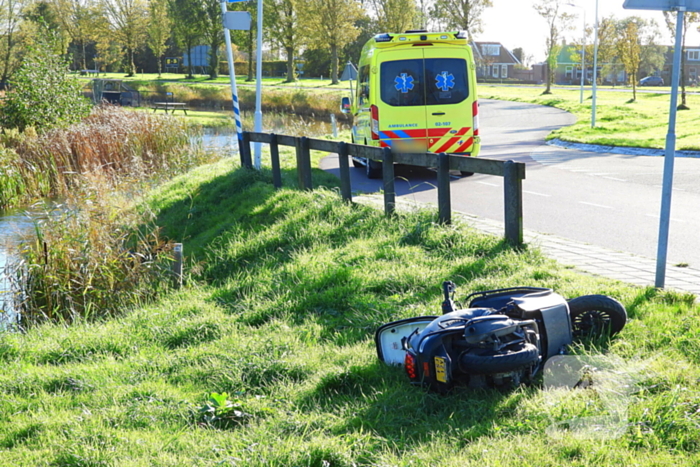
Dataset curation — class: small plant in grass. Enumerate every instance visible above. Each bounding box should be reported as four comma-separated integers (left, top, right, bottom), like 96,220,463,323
198,392,251,429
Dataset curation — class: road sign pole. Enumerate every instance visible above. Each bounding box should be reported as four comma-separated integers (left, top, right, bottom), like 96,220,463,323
253,0,264,168
221,0,245,160
655,9,685,288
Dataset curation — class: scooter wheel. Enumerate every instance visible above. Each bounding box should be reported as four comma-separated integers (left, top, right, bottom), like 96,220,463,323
568,295,627,338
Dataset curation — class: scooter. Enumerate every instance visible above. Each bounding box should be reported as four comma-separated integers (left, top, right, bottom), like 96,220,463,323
375,281,627,392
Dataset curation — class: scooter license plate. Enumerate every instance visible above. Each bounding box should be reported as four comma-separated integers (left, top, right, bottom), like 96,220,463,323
434,356,447,383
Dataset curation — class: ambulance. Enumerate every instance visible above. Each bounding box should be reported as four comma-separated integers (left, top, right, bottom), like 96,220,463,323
341,30,480,179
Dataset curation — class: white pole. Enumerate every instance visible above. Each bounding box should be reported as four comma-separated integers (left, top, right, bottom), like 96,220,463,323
221,0,245,159
580,9,585,104
253,0,264,168
655,10,685,288
591,0,599,127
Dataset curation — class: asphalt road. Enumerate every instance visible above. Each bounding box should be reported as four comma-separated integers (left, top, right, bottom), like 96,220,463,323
319,99,700,268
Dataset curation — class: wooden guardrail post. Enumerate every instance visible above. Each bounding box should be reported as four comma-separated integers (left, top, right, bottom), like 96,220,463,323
296,136,312,190
503,160,524,245
337,141,352,202
437,153,451,224
270,133,282,189
382,147,395,216
241,132,252,168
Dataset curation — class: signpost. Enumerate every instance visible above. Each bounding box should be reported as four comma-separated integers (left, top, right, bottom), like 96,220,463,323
624,0,700,288
221,0,251,167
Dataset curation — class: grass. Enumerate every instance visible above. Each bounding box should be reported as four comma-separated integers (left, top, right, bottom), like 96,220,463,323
478,84,700,151
1,140,700,464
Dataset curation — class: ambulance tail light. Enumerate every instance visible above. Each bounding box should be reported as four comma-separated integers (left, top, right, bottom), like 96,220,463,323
472,100,480,136
370,104,380,140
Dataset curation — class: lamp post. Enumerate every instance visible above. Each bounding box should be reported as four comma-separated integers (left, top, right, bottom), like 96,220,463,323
591,0,599,127
566,3,586,104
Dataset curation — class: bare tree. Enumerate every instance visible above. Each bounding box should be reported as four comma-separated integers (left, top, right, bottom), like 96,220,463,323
103,0,148,77
534,0,574,94
300,0,362,84
429,0,493,39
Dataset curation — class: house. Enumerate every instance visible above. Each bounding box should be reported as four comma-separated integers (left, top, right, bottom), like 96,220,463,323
659,46,700,84
470,42,520,80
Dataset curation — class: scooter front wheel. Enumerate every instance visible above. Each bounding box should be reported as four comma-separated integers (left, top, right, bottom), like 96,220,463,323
568,295,627,339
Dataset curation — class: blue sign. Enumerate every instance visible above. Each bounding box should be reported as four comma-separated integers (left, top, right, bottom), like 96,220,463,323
394,73,415,93
623,0,700,11
435,71,455,91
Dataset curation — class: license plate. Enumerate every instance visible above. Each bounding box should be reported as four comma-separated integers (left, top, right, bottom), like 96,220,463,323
393,139,427,153
434,356,447,383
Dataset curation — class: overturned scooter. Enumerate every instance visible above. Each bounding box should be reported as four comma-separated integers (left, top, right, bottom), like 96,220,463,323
375,282,627,392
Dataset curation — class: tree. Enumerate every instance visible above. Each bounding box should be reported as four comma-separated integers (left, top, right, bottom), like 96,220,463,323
0,33,91,130
103,0,149,77
664,11,700,109
0,0,28,82
147,0,171,77
534,0,574,94
53,0,100,70
367,0,416,33
429,0,492,39
169,0,203,79
617,19,641,101
264,0,300,82
300,0,362,84
199,0,225,79
597,15,624,86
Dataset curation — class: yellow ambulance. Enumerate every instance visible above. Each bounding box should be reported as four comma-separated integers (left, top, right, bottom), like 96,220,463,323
342,30,481,179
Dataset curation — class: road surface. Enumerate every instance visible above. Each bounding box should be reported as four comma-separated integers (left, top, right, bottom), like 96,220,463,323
320,99,700,268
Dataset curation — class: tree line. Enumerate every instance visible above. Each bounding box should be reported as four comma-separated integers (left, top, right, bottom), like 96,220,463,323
0,0,497,84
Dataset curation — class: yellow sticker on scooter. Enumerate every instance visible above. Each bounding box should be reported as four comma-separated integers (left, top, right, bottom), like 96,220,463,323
434,356,447,383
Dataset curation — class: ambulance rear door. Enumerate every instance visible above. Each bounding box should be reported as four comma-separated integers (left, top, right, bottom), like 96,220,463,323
377,49,428,153
422,48,475,155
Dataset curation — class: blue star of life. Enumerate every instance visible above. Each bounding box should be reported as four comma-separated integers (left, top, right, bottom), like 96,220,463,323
436,71,455,91
394,73,415,93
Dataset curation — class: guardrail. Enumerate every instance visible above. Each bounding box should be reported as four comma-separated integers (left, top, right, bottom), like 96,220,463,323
241,131,526,245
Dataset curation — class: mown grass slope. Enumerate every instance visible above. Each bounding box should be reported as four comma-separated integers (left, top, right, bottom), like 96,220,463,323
1,157,700,466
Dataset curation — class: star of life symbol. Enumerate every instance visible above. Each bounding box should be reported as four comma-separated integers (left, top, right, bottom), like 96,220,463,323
394,73,415,93
436,71,455,91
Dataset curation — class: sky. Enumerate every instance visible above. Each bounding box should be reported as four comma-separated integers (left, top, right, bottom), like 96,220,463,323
474,0,700,64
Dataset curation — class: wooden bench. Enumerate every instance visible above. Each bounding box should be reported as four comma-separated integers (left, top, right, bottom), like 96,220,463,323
152,102,188,115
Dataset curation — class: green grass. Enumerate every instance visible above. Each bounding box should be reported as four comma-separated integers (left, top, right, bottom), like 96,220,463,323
479,84,700,151
2,143,700,464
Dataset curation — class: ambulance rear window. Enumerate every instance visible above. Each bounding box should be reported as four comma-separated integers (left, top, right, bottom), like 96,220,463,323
380,58,468,107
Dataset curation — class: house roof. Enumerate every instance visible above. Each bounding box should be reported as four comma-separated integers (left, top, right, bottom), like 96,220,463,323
471,42,521,65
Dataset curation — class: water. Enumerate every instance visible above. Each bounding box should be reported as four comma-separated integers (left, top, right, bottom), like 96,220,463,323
0,209,34,329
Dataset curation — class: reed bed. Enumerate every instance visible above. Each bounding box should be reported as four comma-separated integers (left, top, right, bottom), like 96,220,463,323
0,105,213,210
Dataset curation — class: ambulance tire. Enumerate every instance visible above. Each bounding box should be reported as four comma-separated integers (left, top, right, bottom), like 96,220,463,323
460,171,474,177
366,159,383,179
352,158,363,169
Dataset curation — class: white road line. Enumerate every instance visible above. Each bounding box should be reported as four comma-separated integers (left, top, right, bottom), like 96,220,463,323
523,190,551,197
477,181,499,187
579,201,613,209
592,173,612,176
645,213,686,223
603,176,627,182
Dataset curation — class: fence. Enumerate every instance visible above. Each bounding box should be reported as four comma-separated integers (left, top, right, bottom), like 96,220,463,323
242,132,526,245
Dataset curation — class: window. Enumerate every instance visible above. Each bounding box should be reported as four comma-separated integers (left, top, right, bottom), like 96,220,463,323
358,65,370,106
380,58,469,107
501,64,508,78
481,44,500,56
688,50,700,61
565,66,573,79
492,65,499,78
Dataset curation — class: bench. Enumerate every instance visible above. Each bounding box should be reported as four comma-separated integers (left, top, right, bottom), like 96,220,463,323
152,102,188,115
80,69,100,76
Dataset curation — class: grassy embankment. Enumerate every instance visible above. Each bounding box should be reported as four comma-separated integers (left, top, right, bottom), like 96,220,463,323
479,84,700,151
2,130,700,464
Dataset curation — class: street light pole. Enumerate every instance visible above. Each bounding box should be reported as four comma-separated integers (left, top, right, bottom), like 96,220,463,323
591,0,599,127
566,3,585,104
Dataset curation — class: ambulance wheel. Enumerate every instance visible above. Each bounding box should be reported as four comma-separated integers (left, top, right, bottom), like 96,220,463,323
366,159,383,179
460,171,474,177
352,158,363,169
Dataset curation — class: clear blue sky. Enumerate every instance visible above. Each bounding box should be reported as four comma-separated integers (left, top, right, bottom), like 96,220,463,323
475,0,700,64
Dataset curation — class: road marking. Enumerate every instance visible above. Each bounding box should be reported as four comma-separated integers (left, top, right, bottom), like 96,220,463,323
579,201,613,209
603,176,627,182
592,173,612,176
524,190,551,197
645,213,686,223
477,181,499,187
